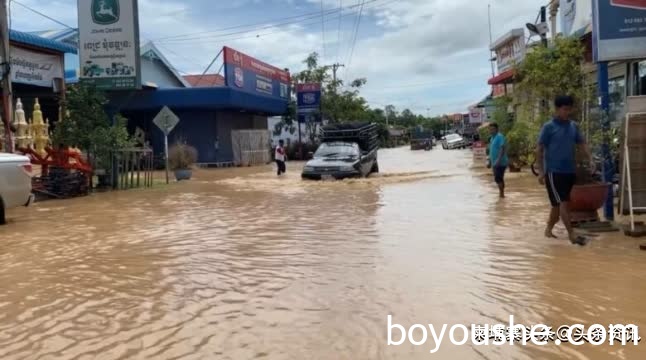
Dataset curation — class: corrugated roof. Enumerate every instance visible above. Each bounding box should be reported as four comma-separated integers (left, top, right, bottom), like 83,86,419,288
10,29,77,54
183,74,225,87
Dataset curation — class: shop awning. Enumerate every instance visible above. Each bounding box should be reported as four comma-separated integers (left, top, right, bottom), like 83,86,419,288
119,86,289,115
487,69,515,85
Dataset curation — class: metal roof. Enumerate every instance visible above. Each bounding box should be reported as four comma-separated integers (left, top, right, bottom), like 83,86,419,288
10,29,77,54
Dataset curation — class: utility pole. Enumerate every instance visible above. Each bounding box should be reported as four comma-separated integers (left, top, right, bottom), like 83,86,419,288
540,6,548,47
0,0,12,152
330,63,344,91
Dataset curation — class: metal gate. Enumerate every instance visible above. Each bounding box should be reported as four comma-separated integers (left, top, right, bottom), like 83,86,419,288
231,129,271,166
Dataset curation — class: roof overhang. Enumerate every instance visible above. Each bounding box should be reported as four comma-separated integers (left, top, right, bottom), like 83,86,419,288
10,30,77,54
487,69,515,85
119,86,289,115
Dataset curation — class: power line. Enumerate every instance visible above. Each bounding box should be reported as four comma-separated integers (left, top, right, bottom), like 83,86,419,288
154,0,383,43
157,1,394,46
320,0,326,60
344,0,366,81
335,0,343,64
12,0,75,29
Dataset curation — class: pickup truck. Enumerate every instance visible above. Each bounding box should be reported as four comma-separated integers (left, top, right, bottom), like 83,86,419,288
441,134,468,150
302,123,379,180
0,153,34,224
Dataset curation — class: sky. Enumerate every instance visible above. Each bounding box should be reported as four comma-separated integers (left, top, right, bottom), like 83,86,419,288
10,0,549,116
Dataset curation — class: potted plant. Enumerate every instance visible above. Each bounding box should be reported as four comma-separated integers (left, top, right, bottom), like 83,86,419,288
168,142,198,181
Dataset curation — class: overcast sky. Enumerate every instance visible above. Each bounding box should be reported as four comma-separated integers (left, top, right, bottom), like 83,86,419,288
11,0,548,116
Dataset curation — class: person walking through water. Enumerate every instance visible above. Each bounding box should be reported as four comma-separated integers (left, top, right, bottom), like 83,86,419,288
275,140,287,176
488,122,508,198
536,95,593,246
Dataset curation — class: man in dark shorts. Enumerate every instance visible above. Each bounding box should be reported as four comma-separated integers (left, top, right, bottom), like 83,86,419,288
536,96,593,246
488,122,508,198
275,139,287,176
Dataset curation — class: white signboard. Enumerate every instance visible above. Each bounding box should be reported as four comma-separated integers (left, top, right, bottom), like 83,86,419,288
10,46,63,87
153,106,179,135
495,36,525,73
469,107,485,124
78,0,141,90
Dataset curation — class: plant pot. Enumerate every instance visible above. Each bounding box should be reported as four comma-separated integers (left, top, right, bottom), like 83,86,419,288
174,169,193,181
568,183,609,212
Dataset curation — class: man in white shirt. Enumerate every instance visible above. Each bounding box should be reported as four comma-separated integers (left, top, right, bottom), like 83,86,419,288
275,139,286,176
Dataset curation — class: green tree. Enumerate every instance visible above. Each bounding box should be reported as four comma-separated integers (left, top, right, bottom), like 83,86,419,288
508,37,590,167
52,84,133,170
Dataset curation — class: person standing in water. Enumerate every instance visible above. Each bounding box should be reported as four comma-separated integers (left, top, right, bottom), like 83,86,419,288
536,95,592,246
275,139,287,176
488,122,508,198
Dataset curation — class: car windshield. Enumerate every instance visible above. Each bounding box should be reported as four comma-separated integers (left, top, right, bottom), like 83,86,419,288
446,134,460,141
314,142,360,158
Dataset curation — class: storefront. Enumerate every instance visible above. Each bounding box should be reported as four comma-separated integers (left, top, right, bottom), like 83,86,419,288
1,31,76,151
488,28,525,99
6,30,76,122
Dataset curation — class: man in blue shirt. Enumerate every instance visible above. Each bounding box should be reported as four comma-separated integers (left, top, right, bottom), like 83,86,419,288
488,122,508,198
536,95,592,246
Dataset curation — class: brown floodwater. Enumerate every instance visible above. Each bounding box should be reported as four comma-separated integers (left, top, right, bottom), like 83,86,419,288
0,147,645,360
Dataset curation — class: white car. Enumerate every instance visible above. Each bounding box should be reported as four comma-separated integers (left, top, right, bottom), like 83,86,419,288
442,134,467,150
0,153,34,224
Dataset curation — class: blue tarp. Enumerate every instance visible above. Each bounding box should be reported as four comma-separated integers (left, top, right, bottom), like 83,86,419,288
120,86,289,115
10,29,77,54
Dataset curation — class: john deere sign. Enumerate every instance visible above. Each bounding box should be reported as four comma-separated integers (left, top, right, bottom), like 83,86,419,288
92,0,120,25
78,0,141,90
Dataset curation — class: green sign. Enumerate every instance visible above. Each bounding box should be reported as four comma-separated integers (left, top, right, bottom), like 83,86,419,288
79,0,141,90
91,0,120,25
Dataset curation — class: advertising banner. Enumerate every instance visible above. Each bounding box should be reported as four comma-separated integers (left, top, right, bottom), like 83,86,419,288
78,0,141,90
593,0,646,61
472,141,487,167
561,0,593,37
10,46,63,87
296,83,321,123
223,46,290,99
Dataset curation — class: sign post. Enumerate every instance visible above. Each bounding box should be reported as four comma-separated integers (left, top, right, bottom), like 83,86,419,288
78,0,142,90
153,106,180,184
296,83,322,160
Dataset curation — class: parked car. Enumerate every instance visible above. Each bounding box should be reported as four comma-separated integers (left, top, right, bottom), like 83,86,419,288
442,134,467,150
0,153,34,224
302,123,379,180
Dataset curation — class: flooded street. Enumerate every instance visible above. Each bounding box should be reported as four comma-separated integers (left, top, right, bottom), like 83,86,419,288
0,147,645,360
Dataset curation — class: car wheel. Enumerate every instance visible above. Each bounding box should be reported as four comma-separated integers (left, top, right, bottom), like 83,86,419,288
371,162,379,174
0,197,5,225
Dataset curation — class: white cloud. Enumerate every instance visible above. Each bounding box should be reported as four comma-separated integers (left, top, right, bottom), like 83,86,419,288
12,0,547,115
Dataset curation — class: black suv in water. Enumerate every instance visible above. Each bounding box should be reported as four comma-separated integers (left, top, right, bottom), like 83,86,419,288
302,123,379,180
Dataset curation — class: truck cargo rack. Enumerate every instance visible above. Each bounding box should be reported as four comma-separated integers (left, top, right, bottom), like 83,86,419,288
320,123,379,152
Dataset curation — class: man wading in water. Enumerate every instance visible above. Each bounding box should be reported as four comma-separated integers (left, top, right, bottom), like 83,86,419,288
488,122,508,198
536,96,592,246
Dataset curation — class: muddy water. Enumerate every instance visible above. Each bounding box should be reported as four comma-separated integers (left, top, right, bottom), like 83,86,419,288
0,147,645,360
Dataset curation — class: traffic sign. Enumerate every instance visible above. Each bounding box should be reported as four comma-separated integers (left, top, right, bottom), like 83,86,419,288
153,106,180,135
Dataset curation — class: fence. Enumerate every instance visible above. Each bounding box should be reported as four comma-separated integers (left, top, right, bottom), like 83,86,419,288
112,148,155,190
231,129,271,166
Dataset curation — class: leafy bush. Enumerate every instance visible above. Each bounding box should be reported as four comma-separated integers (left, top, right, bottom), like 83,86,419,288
168,143,198,170
52,84,133,171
